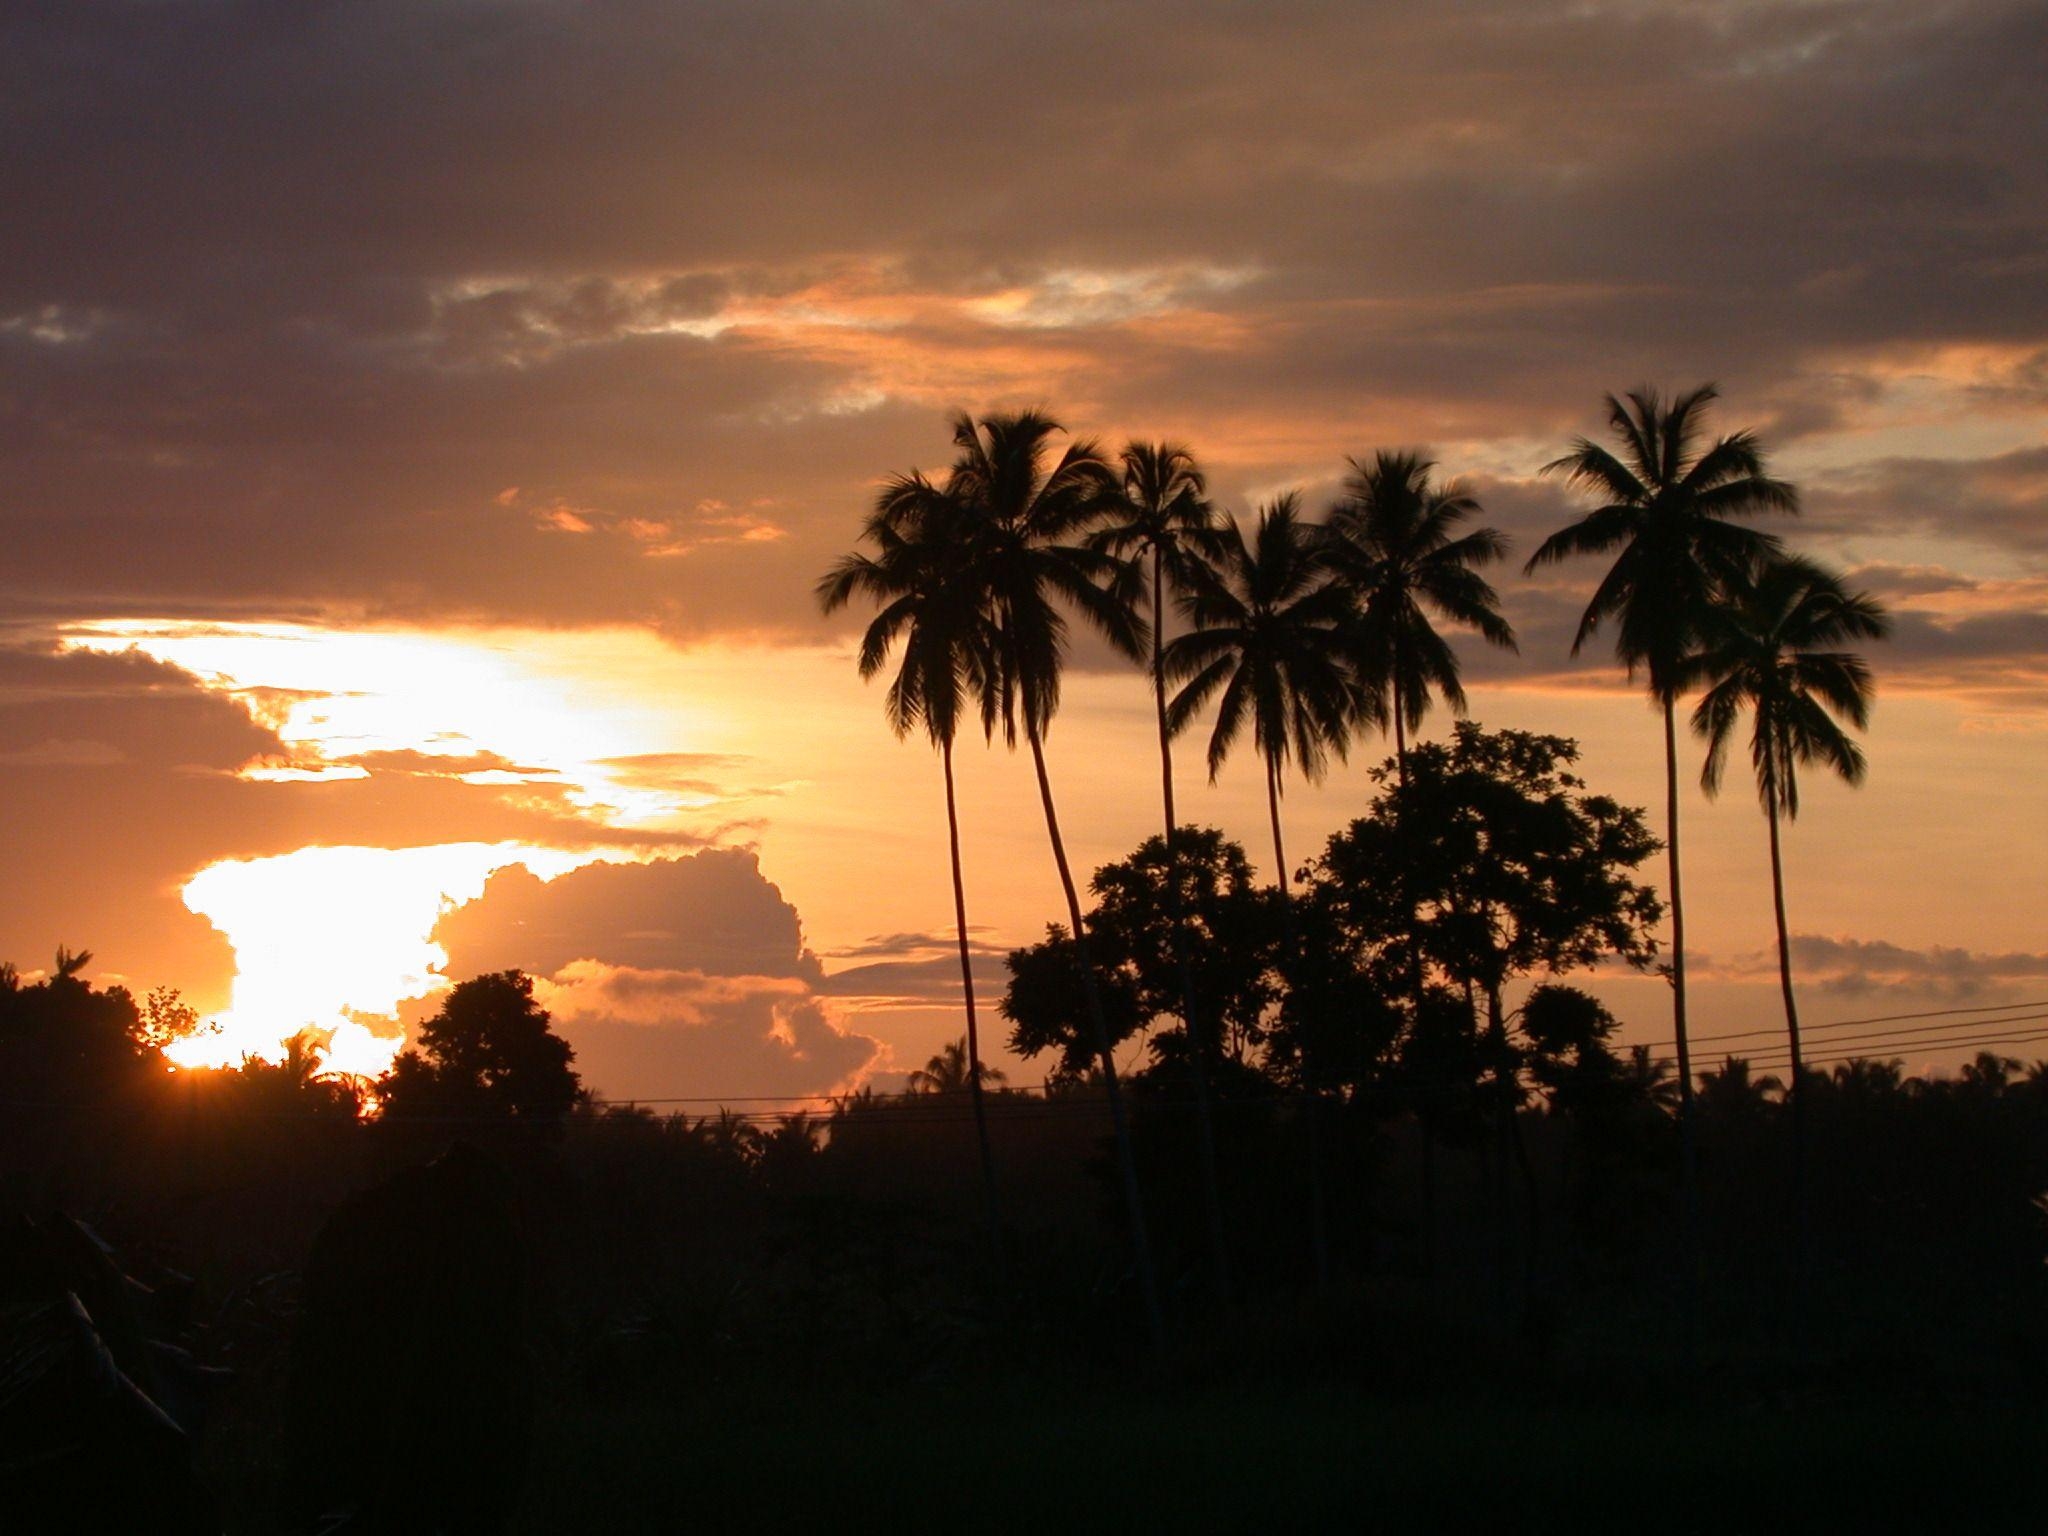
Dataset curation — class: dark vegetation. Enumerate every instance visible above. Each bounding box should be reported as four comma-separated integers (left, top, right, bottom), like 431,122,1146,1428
5,388,2042,1529
5,823,2046,1528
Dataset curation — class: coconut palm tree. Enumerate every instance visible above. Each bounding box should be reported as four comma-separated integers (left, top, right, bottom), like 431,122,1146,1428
1527,383,1795,1347
1092,440,1234,1296
1688,553,1887,1258
817,487,1007,1240
1165,494,1355,900
907,1036,1009,1095
1320,449,1518,779
907,408,1167,1346
1525,385,1795,1124
1093,442,1222,830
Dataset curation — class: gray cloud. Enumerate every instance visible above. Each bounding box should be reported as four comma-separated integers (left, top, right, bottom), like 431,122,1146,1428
1,0,2043,645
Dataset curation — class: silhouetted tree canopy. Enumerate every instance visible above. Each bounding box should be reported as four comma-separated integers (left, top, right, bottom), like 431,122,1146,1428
380,971,582,1127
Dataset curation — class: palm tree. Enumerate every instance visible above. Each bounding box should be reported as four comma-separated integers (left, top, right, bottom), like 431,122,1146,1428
904,408,1167,1346
1093,442,1221,830
1526,385,1795,1127
1689,553,1887,1262
1527,383,1795,1347
907,1037,1009,1095
1320,449,1518,779
818,488,1007,1240
1092,440,1233,1296
1165,494,1355,900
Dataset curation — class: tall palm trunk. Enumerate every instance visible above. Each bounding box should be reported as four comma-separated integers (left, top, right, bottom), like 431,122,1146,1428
942,736,1003,1253
1154,548,1233,1301
1265,754,1289,900
1765,781,1809,1293
1024,719,1166,1350
1391,626,1410,786
1662,692,1701,1355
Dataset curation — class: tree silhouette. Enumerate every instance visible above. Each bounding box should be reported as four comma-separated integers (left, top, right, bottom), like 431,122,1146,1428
1165,495,1355,900
1000,830,1284,1084
912,408,1166,1345
380,971,581,1128
819,483,1008,1243
1091,441,1234,1294
1686,552,1888,1252
906,1037,1008,1095
1526,384,1795,1312
1320,449,1517,778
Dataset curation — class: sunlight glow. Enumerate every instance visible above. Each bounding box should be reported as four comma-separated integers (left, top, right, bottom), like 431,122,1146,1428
168,842,609,1075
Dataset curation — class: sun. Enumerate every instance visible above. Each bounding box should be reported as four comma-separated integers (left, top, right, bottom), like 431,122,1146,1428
56,619,752,1076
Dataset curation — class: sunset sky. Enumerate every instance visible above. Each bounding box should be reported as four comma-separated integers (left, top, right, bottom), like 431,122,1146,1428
3,1,2044,1100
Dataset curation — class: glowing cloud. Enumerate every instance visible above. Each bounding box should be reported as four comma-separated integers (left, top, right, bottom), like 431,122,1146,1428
170,842,606,1075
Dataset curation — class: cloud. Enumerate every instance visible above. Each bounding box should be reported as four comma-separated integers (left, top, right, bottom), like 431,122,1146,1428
0,643,706,1006
1,1,2043,645
436,850,880,1099
1788,935,2048,999
534,961,878,1102
1695,933,2048,1001
437,849,826,982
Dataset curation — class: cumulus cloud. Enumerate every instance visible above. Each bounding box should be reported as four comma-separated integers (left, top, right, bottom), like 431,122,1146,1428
436,850,882,1099
0,642,706,1005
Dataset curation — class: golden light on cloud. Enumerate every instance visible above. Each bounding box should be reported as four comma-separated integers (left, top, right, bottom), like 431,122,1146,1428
58,619,727,825
55,619,768,1077
167,841,604,1076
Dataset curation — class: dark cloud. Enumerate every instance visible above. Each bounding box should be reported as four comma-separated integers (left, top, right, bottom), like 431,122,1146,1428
1789,935,2048,1000
1,1,2043,641
1809,446,2048,559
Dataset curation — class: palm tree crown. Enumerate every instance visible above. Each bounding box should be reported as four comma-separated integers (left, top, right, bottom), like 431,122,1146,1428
932,410,1143,738
1688,554,1890,819
1165,494,1355,787
1527,384,1796,698
816,484,998,749
1320,448,1517,758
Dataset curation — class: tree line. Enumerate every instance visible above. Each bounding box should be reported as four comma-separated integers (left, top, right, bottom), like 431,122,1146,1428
820,384,1892,1335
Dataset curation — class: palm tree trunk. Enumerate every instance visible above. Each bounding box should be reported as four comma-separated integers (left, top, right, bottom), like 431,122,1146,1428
943,736,1004,1256
1662,692,1701,1360
1265,753,1289,900
1766,788,1809,1297
1392,626,1410,787
1024,718,1166,1350
1155,548,1233,1302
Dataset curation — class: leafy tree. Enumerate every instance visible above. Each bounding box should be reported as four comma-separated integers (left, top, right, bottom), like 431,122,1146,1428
133,985,209,1055
1000,924,1145,1084
819,479,1007,1237
1527,384,1795,1133
1165,495,1355,898
0,948,151,1099
380,971,582,1127
1319,449,1517,777
1000,830,1285,1085
1308,725,1664,1040
1306,726,1663,1292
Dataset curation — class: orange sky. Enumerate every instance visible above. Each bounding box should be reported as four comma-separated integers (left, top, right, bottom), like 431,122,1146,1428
3,1,2045,1097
